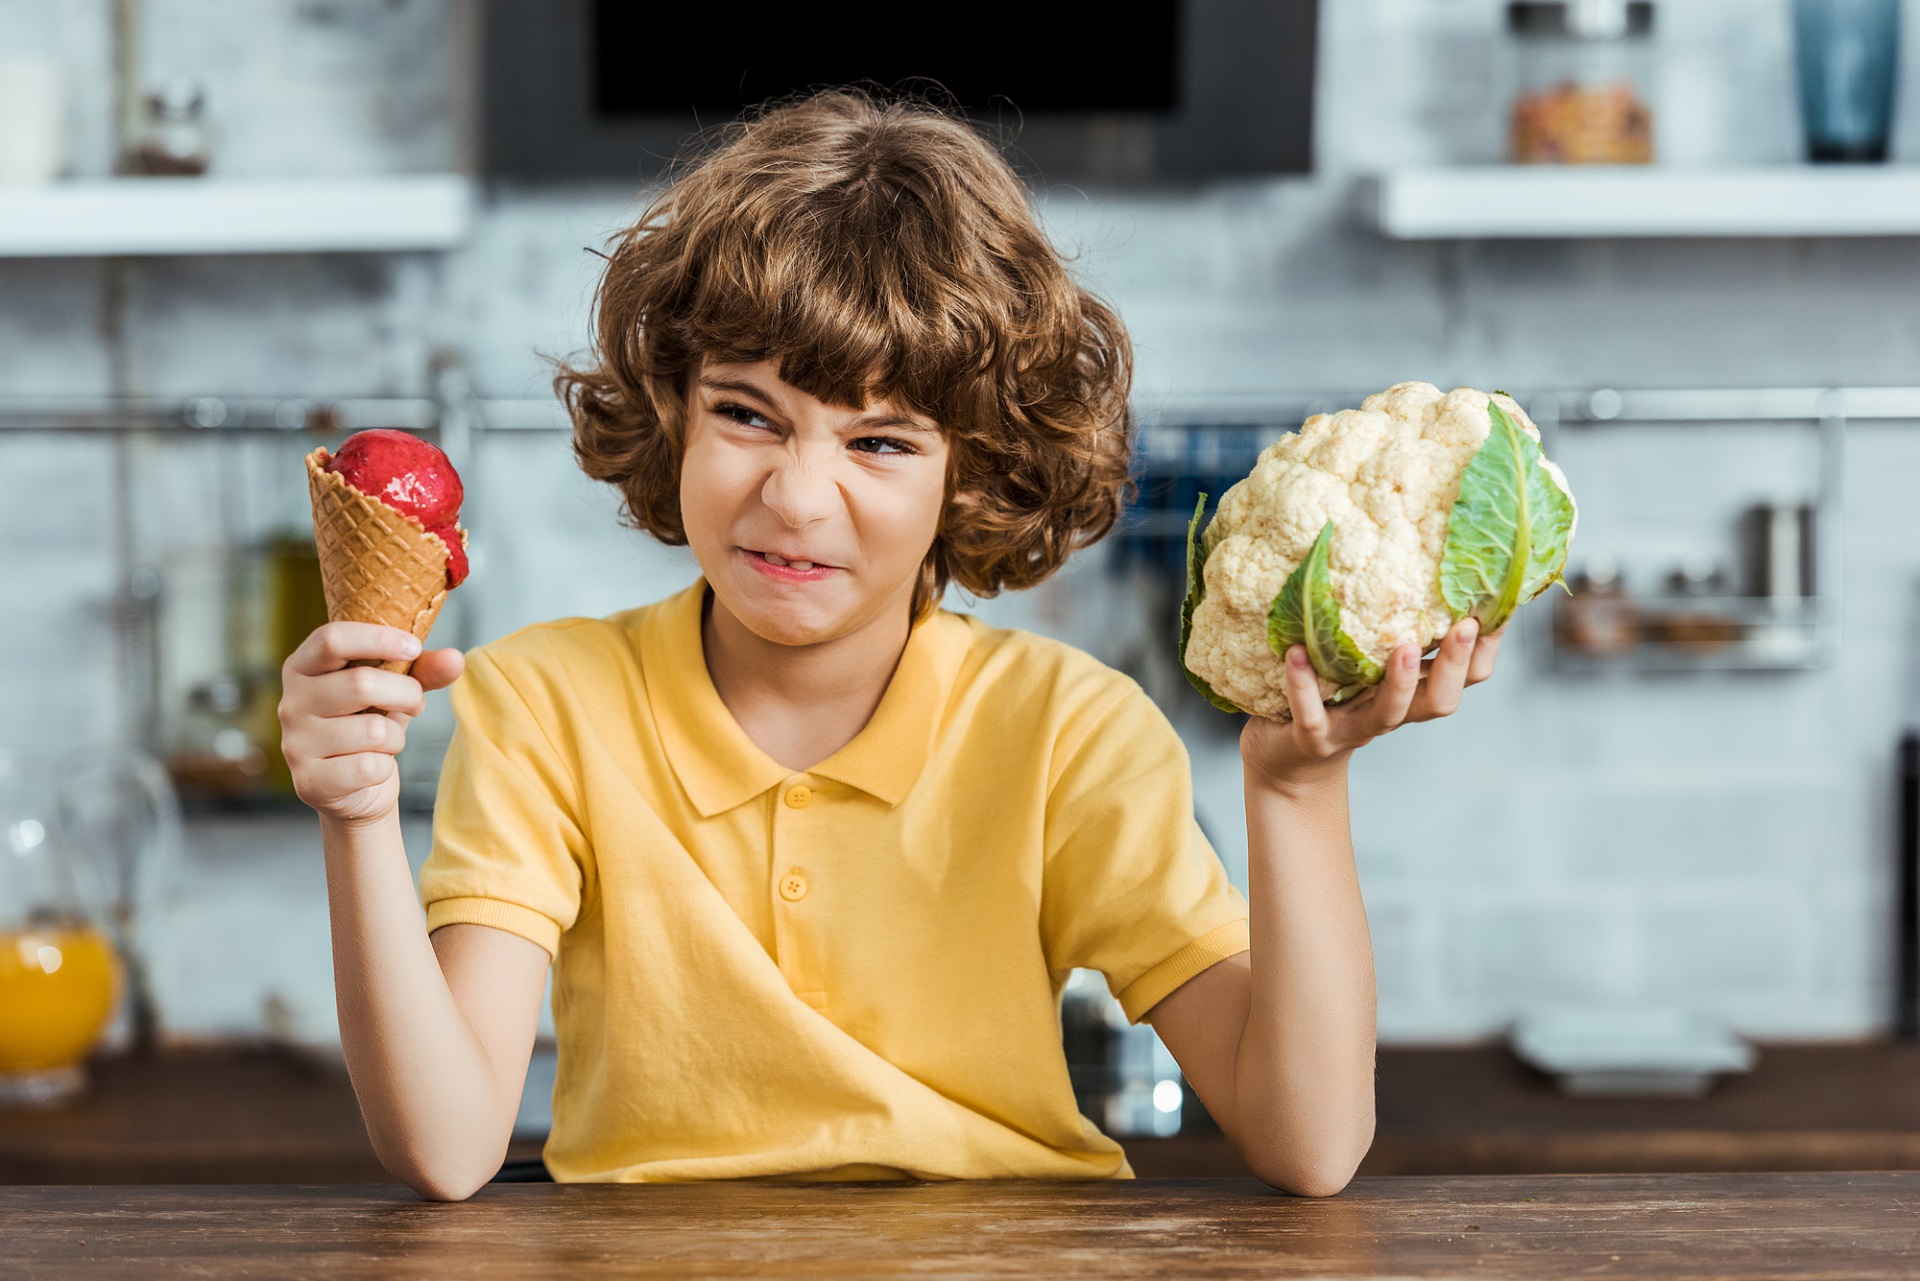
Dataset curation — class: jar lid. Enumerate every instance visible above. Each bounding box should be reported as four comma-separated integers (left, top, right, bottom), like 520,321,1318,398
1508,1,1654,39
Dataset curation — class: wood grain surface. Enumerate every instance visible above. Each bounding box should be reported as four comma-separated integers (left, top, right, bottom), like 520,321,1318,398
7,1174,1920,1280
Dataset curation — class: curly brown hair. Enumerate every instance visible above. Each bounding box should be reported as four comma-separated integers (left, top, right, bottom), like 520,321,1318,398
556,89,1134,616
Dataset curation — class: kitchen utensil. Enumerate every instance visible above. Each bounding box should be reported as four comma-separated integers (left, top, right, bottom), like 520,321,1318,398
1793,0,1900,163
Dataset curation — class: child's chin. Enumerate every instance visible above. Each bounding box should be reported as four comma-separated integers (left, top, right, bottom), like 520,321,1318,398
742,610,841,648
719,585,854,648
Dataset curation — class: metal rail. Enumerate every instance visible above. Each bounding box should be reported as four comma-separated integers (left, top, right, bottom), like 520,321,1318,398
6,386,1920,439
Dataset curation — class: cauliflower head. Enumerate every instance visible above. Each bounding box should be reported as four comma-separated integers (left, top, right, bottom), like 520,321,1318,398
1182,382,1575,719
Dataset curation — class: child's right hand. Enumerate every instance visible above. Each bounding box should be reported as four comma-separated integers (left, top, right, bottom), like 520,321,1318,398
279,623,465,827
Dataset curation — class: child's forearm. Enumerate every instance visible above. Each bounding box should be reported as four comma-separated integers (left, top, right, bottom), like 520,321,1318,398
1232,759,1377,1193
320,812,523,1199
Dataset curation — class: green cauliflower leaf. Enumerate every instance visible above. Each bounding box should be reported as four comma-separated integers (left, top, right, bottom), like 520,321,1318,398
1439,400,1576,631
1265,519,1383,704
1180,493,1244,714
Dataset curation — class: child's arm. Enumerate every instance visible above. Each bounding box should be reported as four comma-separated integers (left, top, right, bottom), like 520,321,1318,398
1147,619,1500,1197
282,623,551,1201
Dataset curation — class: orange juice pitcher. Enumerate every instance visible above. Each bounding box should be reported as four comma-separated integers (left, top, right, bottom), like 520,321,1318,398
0,756,121,1107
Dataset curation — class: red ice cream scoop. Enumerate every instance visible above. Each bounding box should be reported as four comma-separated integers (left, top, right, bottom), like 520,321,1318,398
324,429,469,587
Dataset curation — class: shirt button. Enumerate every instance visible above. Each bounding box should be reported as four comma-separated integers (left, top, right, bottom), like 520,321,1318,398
778,870,809,902
783,784,813,810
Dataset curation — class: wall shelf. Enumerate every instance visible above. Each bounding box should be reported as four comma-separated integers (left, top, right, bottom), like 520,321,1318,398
1538,400,1844,676
1552,595,1825,674
0,176,473,257
1366,167,1920,240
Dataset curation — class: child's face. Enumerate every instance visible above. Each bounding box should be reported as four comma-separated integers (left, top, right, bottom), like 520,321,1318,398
681,359,950,647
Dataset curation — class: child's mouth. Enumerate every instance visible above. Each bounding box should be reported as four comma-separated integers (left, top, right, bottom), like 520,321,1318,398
743,548,838,583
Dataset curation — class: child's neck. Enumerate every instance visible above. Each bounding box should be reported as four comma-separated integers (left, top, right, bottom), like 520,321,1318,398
701,592,913,774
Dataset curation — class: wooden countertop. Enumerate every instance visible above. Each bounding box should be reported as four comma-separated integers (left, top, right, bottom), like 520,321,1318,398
0,1049,540,1185
10,1174,1920,1279
9,1042,1920,1184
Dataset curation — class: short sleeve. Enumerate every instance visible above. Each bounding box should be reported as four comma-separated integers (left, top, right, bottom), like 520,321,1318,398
1040,685,1250,1023
419,647,590,958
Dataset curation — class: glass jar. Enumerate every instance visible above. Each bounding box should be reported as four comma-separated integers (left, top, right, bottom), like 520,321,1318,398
1505,1,1656,164
125,80,212,177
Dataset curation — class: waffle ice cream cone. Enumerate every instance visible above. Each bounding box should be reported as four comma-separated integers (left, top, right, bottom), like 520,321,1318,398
306,448,453,674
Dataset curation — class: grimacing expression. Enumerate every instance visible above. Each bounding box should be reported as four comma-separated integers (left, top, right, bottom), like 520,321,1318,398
679,359,950,647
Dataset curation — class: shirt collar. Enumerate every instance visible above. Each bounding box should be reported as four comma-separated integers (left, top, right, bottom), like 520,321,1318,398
637,580,971,817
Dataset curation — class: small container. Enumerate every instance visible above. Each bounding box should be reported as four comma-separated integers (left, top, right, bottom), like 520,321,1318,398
1505,1,1656,165
1742,500,1816,603
1555,554,1641,656
125,80,211,177
1667,552,1728,597
1794,0,1900,163
164,675,269,804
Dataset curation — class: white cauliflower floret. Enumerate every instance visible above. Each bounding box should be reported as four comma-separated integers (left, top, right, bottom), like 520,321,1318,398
1183,382,1571,719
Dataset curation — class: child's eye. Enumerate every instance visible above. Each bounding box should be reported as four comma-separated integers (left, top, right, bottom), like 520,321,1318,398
850,436,917,456
715,402,773,430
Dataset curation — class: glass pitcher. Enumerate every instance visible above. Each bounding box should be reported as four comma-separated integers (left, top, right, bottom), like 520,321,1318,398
0,754,122,1107
60,750,179,1052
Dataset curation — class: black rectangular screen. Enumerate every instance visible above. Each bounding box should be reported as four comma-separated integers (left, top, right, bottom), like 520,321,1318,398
593,3,1182,116
484,0,1317,181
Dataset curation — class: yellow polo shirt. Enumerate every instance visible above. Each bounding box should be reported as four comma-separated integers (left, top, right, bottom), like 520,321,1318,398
421,580,1249,1182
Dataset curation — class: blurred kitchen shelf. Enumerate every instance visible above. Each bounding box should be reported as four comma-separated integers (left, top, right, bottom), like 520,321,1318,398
0,176,472,257
1366,167,1920,239
1537,388,1845,676
1551,595,1827,674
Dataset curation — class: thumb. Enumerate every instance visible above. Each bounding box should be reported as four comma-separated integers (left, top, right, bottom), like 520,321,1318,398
411,647,466,692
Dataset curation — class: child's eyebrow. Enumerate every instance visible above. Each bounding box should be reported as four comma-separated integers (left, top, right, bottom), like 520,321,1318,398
698,375,939,435
846,412,940,436
697,374,780,404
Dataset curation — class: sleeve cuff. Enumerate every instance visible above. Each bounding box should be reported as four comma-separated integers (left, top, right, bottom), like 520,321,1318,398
1117,918,1252,1023
425,895,563,958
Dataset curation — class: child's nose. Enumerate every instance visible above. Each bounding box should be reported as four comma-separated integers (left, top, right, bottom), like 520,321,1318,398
760,454,839,529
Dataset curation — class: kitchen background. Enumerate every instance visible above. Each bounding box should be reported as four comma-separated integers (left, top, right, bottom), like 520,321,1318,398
5,0,1920,1116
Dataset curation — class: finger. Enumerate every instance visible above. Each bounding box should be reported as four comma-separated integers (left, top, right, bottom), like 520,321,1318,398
291,752,397,806
412,648,465,693
287,623,423,678
1282,646,1333,749
1466,626,1504,685
1354,644,1421,740
302,666,426,720
1410,619,1477,721
286,712,408,763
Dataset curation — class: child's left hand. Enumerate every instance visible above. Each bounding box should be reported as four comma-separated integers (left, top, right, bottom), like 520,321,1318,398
1240,618,1501,794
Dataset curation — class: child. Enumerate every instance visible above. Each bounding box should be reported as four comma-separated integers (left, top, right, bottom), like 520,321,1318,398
278,91,1499,1200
